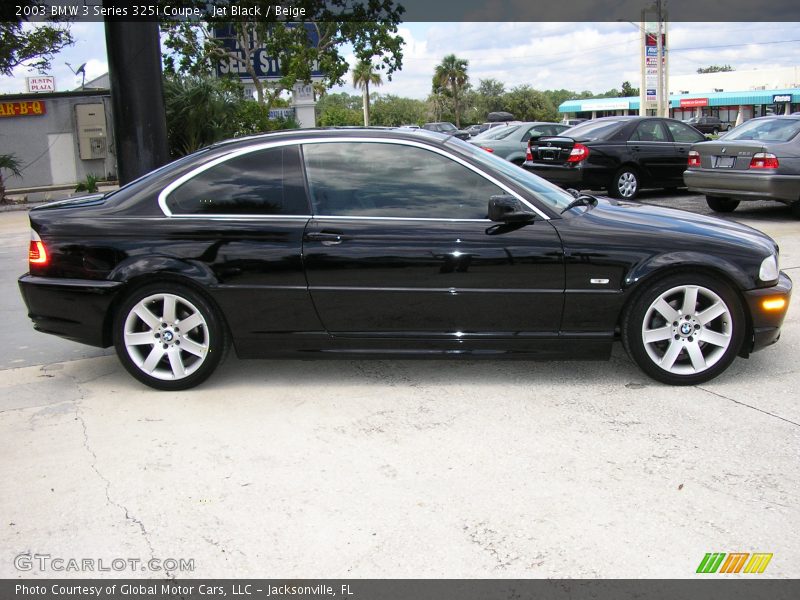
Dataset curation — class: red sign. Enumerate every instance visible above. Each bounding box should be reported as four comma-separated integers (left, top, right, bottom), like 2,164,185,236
680,98,709,108
0,100,47,118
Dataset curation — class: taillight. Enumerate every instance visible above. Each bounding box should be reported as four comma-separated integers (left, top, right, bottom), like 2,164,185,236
566,143,589,163
481,147,494,153
29,230,48,265
749,153,779,169
687,150,701,167
526,148,533,161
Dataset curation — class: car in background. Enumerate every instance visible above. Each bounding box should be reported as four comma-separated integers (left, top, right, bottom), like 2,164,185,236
468,121,524,141
464,124,490,137
18,128,791,389
683,114,800,217
523,116,706,199
470,122,569,165
422,122,470,139
684,116,730,136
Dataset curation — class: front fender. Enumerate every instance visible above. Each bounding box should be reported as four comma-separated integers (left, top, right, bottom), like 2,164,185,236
624,250,755,291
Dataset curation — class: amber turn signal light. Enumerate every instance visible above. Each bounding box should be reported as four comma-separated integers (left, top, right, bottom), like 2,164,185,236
761,298,787,311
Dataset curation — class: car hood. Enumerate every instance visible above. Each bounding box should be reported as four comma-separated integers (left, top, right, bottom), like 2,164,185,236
577,197,777,256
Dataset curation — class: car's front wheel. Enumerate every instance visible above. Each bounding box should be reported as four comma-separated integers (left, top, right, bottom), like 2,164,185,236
706,196,740,212
610,167,639,199
113,283,228,390
622,274,745,385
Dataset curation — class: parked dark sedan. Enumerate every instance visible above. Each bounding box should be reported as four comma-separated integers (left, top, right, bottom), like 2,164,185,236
524,116,706,199
421,122,470,139
684,116,730,135
684,115,800,217
19,129,790,389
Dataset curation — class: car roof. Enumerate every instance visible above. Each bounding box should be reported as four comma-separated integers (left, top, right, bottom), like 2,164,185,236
207,127,452,152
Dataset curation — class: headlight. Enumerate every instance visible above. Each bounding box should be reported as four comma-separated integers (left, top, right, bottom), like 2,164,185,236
759,254,779,282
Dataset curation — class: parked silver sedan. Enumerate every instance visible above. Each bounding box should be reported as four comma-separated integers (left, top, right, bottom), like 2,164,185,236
684,115,800,217
469,122,569,165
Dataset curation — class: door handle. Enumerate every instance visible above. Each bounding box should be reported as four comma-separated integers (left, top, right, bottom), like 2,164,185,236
305,231,344,246
677,148,687,153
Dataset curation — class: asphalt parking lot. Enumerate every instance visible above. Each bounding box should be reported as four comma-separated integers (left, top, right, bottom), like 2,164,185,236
1,192,799,578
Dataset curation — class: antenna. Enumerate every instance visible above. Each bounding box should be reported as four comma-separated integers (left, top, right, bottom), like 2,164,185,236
66,62,87,88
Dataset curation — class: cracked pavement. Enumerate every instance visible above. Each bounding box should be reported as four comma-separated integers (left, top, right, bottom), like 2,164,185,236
1,198,799,578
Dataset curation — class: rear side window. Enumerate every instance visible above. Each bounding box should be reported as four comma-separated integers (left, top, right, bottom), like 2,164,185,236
723,118,800,142
563,119,627,141
165,145,308,215
630,120,668,142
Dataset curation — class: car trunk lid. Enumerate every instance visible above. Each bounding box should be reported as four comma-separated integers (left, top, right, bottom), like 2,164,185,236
528,136,577,165
692,140,766,171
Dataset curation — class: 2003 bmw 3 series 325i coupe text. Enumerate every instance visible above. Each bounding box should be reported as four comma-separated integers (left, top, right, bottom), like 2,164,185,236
19,129,791,390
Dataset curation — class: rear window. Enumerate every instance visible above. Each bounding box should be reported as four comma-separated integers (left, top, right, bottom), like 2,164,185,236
562,119,627,141
722,118,800,142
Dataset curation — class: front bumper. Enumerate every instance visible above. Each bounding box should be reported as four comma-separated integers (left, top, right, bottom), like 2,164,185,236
18,274,123,348
684,169,800,203
742,271,792,354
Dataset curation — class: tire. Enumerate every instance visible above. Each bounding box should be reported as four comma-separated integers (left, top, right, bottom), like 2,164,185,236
609,167,639,199
622,273,745,385
113,282,229,390
706,196,740,213
712,128,719,136
791,200,800,219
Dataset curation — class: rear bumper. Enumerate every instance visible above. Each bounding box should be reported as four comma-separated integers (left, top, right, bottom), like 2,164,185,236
684,169,800,203
18,274,122,348
523,162,610,190
742,271,792,354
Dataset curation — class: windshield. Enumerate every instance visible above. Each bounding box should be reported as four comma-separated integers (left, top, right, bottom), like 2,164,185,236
721,118,800,142
436,122,457,132
448,137,577,212
562,119,627,141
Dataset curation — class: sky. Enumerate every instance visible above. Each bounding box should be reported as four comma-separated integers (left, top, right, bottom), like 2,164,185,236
2,21,800,98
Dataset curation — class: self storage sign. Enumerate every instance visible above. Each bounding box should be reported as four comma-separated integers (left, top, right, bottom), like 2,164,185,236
0,101,46,118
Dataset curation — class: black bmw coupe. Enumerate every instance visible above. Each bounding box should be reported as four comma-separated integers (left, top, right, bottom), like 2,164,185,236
19,128,791,389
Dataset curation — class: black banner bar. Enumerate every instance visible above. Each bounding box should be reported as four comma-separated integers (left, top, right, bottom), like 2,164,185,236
3,580,800,600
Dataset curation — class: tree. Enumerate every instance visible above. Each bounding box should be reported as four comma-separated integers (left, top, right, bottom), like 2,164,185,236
621,81,639,97
160,1,404,111
501,85,558,122
433,54,469,127
315,92,362,126
352,60,382,126
370,94,428,126
697,64,735,74
0,154,23,205
0,6,73,76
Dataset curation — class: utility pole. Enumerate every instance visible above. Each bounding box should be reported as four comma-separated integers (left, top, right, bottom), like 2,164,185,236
104,20,169,185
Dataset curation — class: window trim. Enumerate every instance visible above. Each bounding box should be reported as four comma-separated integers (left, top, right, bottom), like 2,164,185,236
158,137,550,221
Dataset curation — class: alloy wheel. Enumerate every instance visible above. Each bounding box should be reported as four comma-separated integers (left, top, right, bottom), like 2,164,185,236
617,171,638,198
123,293,210,381
640,284,733,375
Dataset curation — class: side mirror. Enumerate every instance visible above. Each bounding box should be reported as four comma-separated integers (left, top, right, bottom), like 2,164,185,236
488,195,535,223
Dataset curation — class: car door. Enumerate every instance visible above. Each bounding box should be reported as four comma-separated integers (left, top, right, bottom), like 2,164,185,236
300,139,565,340
626,119,676,186
663,119,706,183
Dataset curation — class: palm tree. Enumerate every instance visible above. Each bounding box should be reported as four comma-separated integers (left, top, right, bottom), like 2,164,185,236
0,154,23,205
352,60,382,126
433,54,469,128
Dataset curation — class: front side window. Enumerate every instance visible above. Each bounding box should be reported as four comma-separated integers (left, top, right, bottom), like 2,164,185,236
302,142,506,219
665,120,705,143
165,146,308,215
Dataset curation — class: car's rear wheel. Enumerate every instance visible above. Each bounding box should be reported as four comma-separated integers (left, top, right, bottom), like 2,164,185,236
113,283,228,390
706,196,740,213
610,167,639,199
622,273,745,385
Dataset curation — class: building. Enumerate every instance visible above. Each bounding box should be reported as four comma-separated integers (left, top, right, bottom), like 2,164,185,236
559,66,800,126
0,87,116,189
